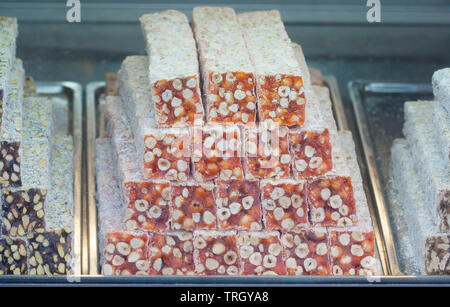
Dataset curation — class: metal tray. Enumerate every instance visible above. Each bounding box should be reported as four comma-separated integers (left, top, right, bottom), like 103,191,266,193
348,80,450,280
85,76,388,283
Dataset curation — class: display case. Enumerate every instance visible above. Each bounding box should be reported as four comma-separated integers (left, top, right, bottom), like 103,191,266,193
0,0,449,286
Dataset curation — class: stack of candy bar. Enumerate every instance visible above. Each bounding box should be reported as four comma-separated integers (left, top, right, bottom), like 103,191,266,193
0,17,75,275
96,8,379,277
390,68,450,275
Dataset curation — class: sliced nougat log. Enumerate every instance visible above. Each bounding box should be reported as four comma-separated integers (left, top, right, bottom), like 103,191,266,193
1,188,46,236
260,179,308,231
27,229,73,275
238,10,307,127
22,96,53,140
0,236,28,275
102,231,150,276
193,230,239,275
281,228,330,275
0,17,18,117
192,124,243,181
432,68,450,114
403,100,449,230
328,229,376,276
104,97,172,232
432,100,450,168
192,7,257,124
308,176,357,227
148,231,195,275
425,233,450,275
0,59,23,187
215,179,262,231
243,125,291,179
139,10,204,127
238,231,286,275
171,181,217,231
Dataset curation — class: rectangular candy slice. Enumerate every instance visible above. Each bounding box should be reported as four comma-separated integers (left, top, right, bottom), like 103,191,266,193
0,59,23,187
403,100,449,231
425,233,450,275
243,125,291,179
193,230,239,275
0,17,18,116
215,179,262,231
432,68,450,114
27,229,73,275
148,231,195,275
281,228,330,275
171,181,217,230
102,231,150,276
238,10,307,127
432,100,450,169
104,97,171,232
238,231,286,275
140,10,204,127
328,229,376,276
192,124,243,181
0,236,28,275
192,7,256,124
260,179,308,231
307,176,357,227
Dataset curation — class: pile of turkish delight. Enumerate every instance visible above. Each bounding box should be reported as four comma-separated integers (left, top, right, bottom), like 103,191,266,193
96,8,379,276
0,17,74,275
390,68,450,275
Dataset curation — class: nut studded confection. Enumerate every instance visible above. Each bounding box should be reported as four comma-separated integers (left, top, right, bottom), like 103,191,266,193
425,233,450,275
0,59,23,187
238,231,286,275
260,179,308,231
432,68,450,115
171,181,217,230
328,229,376,276
281,228,330,275
192,124,243,181
0,17,18,119
102,231,150,276
238,10,307,127
0,236,27,275
215,180,262,231
307,176,357,227
192,7,257,124
289,128,332,179
243,125,291,179
140,10,204,127
104,97,171,231
27,229,73,275
432,101,450,173
193,230,239,275
148,231,195,275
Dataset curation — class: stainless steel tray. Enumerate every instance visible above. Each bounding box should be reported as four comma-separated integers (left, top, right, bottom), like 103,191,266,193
348,80,449,278
85,76,388,282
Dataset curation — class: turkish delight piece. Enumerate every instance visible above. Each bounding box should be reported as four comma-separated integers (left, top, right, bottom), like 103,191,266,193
0,141,21,187
193,230,239,275
140,10,204,127
328,229,376,276
432,67,450,114
102,231,150,276
1,188,46,236
22,96,53,141
243,125,291,179
432,100,450,168
215,179,262,231
0,236,28,275
238,10,307,127
192,7,256,124
403,100,450,230
289,128,332,179
149,231,195,275
0,17,18,113
192,124,243,181
238,231,286,275
260,179,308,231
27,229,73,275
171,181,217,230
424,233,450,275
281,228,330,275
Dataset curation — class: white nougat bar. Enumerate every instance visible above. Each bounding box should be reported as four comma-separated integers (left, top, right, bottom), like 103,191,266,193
192,7,257,124
432,100,450,168
432,67,450,114
139,10,204,127
403,100,449,230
